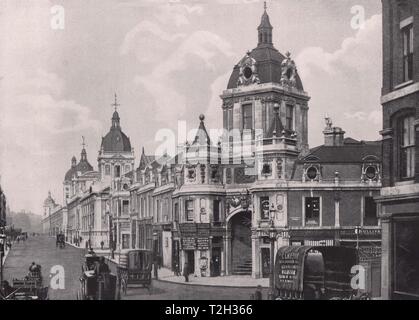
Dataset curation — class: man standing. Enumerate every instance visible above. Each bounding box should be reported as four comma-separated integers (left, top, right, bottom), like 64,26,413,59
183,261,189,283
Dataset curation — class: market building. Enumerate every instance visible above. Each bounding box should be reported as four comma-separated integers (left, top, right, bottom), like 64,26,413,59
114,6,384,292
377,0,419,300
213,5,383,293
39,5,384,296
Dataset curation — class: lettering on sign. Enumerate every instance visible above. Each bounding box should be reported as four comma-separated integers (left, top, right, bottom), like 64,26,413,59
197,237,209,250
181,237,196,250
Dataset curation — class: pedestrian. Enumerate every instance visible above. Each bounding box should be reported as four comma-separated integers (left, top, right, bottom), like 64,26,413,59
100,240,104,250
174,262,181,276
183,261,189,283
254,285,263,300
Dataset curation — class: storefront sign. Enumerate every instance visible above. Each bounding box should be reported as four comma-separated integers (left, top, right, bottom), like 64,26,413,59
275,247,306,292
289,229,336,241
181,237,196,250
340,228,381,240
359,246,382,261
197,237,209,250
179,223,197,235
197,223,210,237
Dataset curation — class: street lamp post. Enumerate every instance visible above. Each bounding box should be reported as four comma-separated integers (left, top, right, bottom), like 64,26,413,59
153,232,158,279
268,219,277,300
108,214,115,260
0,231,6,285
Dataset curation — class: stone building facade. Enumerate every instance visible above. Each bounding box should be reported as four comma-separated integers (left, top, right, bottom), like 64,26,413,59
41,5,384,296
377,0,419,300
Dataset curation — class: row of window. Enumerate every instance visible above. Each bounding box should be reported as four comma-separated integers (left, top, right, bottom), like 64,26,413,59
300,196,378,227
389,18,416,181
255,196,378,227
223,103,295,134
103,163,131,178
183,199,221,223
302,164,380,182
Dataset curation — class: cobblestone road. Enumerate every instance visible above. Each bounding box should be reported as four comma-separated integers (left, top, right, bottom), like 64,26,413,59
3,236,267,300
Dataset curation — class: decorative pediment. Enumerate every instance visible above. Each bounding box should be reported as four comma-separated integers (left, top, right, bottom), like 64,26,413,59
237,51,260,87
362,155,380,162
303,155,320,162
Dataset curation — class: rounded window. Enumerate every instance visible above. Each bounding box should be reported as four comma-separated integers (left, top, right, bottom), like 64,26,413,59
243,66,253,79
306,166,318,180
365,166,377,180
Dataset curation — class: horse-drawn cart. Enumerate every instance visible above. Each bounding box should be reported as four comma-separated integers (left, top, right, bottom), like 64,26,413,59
274,246,369,300
117,249,153,295
77,252,117,300
1,270,49,300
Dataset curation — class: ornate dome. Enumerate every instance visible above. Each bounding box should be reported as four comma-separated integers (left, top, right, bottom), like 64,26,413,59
43,191,56,207
227,6,304,91
100,110,132,153
64,148,94,182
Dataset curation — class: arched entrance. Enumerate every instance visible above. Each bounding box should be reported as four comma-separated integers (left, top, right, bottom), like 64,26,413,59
229,210,252,275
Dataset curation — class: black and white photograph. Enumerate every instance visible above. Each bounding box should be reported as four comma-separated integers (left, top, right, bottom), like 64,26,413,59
0,0,418,304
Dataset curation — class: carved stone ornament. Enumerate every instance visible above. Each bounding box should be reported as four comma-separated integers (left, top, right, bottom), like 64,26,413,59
237,51,260,87
280,51,298,87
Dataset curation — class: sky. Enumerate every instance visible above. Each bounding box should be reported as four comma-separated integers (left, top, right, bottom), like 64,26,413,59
0,0,382,215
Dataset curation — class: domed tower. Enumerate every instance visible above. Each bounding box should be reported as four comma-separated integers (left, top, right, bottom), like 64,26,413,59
221,3,310,156
63,140,94,202
43,191,57,217
98,94,134,184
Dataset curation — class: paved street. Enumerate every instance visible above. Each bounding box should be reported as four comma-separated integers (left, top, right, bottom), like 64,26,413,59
3,236,268,300
3,235,85,300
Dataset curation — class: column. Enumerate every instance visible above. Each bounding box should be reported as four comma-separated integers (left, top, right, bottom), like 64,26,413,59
335,200,340,227
223,234,231,276
380,214,392,300
252,233,260,279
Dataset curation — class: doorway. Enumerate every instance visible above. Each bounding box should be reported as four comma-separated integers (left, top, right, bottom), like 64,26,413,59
211,247,221,277
230,210,252,275
261,247,270,278
185,250,195,275
172,240,180,272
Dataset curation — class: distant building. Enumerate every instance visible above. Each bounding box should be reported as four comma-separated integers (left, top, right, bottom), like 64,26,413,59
0,185,6,229
98,98,135,251
377,0,419,300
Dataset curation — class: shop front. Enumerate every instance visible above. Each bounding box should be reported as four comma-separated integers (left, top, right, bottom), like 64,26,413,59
179,223,220,277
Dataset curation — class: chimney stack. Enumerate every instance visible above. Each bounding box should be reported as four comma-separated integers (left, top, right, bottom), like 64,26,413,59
323,116,345,147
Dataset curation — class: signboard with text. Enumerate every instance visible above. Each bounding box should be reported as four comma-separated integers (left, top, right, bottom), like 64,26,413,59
181,237,196,250
197,237,209,250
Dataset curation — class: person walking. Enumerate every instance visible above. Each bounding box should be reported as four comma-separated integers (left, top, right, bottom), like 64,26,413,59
183,261,189,283
100,241,104,250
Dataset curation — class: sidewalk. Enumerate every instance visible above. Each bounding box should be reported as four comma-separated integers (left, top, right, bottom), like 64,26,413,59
65,241,269,288
156,267,269,288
